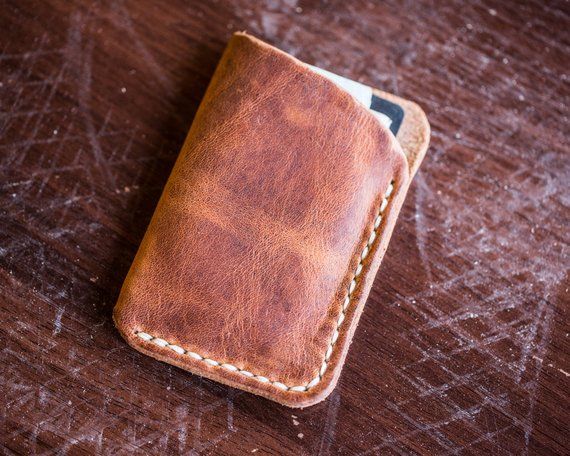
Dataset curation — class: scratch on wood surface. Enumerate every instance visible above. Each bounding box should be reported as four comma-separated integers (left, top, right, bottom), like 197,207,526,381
413,171,434,283
317,389,341,456
110,0,172,91
52,306,65,335
67,11,116,188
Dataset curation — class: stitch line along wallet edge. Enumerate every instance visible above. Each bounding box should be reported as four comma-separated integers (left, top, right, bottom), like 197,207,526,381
114,32,430,407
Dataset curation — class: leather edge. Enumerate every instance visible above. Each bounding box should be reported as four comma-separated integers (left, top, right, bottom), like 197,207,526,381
372,88,431,178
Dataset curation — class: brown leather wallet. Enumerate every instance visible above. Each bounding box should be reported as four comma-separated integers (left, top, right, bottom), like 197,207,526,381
114,32,429,407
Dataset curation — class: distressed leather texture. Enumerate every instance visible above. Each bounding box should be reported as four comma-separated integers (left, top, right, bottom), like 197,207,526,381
114,32,420,407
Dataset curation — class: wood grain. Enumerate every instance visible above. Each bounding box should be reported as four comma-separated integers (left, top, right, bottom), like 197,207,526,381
1,0,568,454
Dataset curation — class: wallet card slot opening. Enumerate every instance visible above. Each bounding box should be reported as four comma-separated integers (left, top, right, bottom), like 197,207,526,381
308,64,405,136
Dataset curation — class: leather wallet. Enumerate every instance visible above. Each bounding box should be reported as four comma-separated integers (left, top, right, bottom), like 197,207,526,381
114,32,430,407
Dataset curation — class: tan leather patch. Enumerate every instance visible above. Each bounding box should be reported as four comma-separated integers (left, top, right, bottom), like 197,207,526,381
114,33,428,407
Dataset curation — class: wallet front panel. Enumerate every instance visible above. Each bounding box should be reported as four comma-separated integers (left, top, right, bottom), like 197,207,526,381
114,33,411,407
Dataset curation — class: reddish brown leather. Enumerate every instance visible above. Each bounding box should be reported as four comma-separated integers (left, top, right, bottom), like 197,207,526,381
114,33,412,407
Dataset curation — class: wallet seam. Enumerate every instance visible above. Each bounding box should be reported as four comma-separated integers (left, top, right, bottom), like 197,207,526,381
133,180,395,393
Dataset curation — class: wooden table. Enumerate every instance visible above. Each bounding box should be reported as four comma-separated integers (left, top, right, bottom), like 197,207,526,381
1,1,568,454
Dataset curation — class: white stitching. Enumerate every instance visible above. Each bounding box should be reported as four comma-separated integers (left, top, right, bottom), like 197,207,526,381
135,180,395,392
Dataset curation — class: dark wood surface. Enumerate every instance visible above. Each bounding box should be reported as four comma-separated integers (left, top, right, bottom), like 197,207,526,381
1,1,568,454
